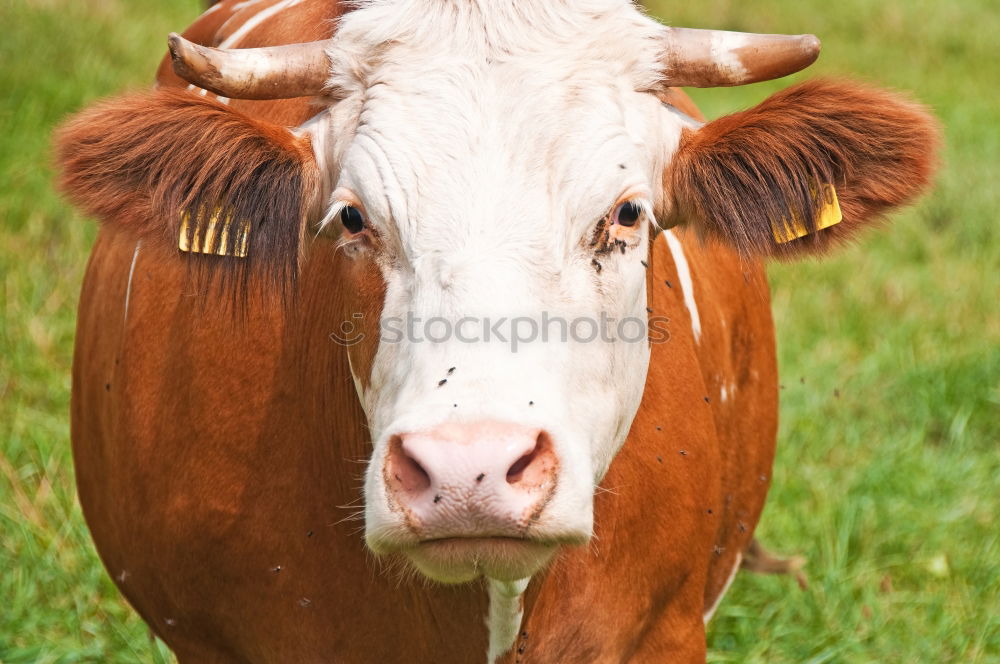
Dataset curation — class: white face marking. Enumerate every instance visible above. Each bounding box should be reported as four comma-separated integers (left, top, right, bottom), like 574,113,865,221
123,240,141,326
703,551,742,623
306,0,690,578
486,577,529,663
663,229,701,341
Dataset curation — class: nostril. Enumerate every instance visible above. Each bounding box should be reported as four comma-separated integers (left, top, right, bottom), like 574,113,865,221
387,435,431,494
506,431,557,488
506,450,535,484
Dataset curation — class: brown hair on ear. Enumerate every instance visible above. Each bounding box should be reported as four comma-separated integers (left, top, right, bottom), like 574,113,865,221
55,88,318,299
668,79,940,259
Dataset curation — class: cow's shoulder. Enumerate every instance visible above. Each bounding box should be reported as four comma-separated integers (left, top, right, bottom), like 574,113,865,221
650,229,779,615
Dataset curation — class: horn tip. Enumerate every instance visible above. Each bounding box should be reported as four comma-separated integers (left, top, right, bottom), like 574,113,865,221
167,32,203,68
167,32,183,58
799,34,821,61
167,33,209,86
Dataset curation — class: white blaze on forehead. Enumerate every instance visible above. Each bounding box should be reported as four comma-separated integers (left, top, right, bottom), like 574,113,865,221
663,230,701,341
321,0,678,262
327,0,689,562
324,0,682,433
709,31,751,84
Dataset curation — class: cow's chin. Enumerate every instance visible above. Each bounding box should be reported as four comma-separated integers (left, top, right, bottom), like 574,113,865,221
403,538,559,584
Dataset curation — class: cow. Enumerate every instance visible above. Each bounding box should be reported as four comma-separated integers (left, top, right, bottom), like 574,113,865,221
54,0,939,661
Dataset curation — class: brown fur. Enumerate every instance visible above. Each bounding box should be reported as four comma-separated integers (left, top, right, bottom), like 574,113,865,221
55,89,318,299
669,79,940,258
667,231,779,616
60,1,939,661
72,222,730,664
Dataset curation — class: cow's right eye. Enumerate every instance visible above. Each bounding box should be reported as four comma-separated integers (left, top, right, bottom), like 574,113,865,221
614,201,642,227
340,206,365,234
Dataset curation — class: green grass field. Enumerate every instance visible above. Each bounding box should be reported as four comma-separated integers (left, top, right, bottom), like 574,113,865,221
1,0,997,661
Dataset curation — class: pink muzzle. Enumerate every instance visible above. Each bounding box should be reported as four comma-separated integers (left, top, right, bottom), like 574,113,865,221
384,420,559,540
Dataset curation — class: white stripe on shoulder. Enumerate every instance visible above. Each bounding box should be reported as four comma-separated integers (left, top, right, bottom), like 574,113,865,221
663,229,701,342
219,0,305,48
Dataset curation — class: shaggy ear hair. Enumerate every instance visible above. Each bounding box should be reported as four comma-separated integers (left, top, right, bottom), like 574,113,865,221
55,89,319,296
666,79,940,259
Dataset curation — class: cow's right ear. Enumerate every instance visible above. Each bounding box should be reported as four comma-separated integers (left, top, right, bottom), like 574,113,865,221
55,89,320,293
662,79,940,259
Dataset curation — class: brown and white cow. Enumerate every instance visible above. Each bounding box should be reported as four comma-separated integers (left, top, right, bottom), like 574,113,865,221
55,0,938,661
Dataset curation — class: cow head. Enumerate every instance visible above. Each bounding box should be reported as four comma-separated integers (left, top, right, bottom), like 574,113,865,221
57,2,937,584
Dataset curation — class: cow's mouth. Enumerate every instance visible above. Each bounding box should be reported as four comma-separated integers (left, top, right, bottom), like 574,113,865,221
403,536,559,583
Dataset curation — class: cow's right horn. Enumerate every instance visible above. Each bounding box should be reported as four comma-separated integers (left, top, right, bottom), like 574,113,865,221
659,28,821,88
168,33,332,100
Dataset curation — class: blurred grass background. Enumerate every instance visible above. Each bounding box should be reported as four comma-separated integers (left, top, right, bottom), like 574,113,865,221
0,0,996,661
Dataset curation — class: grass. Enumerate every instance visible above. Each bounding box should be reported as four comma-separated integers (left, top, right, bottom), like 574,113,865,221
1,0,996,661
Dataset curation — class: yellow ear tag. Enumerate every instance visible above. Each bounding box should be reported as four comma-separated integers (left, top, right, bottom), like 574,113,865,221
771,184,843,244
178,207,250,258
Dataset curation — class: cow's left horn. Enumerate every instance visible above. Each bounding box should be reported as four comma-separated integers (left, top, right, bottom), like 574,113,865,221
168,33,332,99
660,28,820,87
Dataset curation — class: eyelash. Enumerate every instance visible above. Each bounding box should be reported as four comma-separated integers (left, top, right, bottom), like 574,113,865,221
324,198,374,257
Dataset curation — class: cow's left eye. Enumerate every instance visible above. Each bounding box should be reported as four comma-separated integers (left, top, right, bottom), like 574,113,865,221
340,205,365,234
613,201,642,227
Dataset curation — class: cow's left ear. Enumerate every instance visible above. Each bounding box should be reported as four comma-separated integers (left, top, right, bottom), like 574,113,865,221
664,79,941,259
